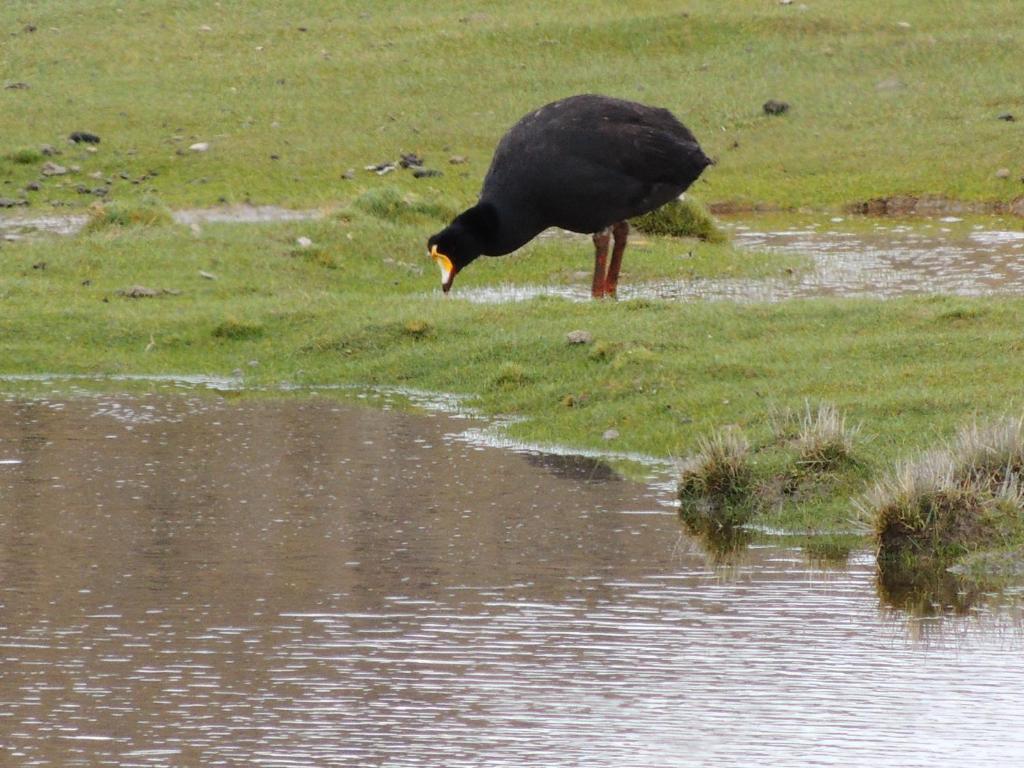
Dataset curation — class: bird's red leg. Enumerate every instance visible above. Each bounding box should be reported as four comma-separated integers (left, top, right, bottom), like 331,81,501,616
605,220,629,299
591,228,611,299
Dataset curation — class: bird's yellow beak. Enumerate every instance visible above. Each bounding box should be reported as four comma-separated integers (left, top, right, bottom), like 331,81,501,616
431,245,455,293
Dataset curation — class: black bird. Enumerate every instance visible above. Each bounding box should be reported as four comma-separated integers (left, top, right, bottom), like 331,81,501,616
427,94,712,298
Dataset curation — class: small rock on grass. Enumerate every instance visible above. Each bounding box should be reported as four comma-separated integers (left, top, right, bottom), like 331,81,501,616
449,155,468,164
413,168,441,179
41,161,68,176
117,285,181,298
189,142,210,152
0,198,28,208
365,161,395,175
995,168,1011,179
69,131,101,144
399,152,424,168
566,330,593,344
199,270,217,280
602,429,619,441
296,236,313,248
997,112,1015,122
762,99,790,115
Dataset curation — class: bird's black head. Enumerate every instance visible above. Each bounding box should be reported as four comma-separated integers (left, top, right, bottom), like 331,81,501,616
427,203,499,293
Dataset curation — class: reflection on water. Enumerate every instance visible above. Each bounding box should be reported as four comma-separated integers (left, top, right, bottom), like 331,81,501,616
2,392,1024,767
457,223,1024,304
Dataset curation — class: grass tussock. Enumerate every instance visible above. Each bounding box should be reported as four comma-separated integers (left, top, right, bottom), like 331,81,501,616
864,416,1024,563
631,197,726,243
350,187,457,226
794,402,861,471
678,427,755,529
491,362,532,388
7,148,42,165
84,199,174,231
212,318,264,341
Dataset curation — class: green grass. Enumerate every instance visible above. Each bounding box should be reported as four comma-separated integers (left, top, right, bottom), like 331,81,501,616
83,198,175,231
632,198,726,242
2,1,1022,211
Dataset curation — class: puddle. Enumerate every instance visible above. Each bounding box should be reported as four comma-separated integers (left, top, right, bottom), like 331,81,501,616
456,222,1024,304
172,205,324,226
2,392,1023,766
0,205,322,238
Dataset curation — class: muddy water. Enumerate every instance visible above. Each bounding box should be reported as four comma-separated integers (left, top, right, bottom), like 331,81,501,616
1,393,1024,767
458,222,1024,303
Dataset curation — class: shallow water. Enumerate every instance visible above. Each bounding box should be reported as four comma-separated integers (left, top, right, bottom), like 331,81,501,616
457,221,1024,303
0,205,322,239
2,392,1023,766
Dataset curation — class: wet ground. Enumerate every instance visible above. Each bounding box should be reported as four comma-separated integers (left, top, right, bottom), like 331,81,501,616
0,205,322,241
457,219,1024,303
2,390,1023,766
5,209,1024,305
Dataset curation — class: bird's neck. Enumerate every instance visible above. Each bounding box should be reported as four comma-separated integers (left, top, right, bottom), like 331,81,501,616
468,200,543,256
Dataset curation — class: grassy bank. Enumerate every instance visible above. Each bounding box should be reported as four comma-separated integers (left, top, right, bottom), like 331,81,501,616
2,1,1023,212
5,216,1024,542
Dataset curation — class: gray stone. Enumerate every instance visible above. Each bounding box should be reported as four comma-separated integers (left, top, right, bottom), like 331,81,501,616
40,162,68,176
762,99,790,115
566,330,593,344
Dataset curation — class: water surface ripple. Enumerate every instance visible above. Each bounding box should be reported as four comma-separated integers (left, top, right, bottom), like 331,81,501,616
1,393,1022,767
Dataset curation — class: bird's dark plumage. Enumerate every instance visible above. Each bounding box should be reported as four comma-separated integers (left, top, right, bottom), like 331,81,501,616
428,94,712,296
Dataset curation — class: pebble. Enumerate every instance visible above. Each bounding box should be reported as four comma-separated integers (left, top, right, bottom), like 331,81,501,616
40,162,68,176
342,168,355,180
763,99,790,115
39,144,57,156
413,168,441,178
876,77,905,91
566,330,593,344
25,182,40,192
0,198,28,208
199,271,217,280
4,82,30,90
117,285,179,298
602,429,620,441
69,131,101,144
189,142,210,152
399,152,424,168
997,112,1015,122
365,162,396,175
296,236,313,248
995,168,1011,179
449,155,468,164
